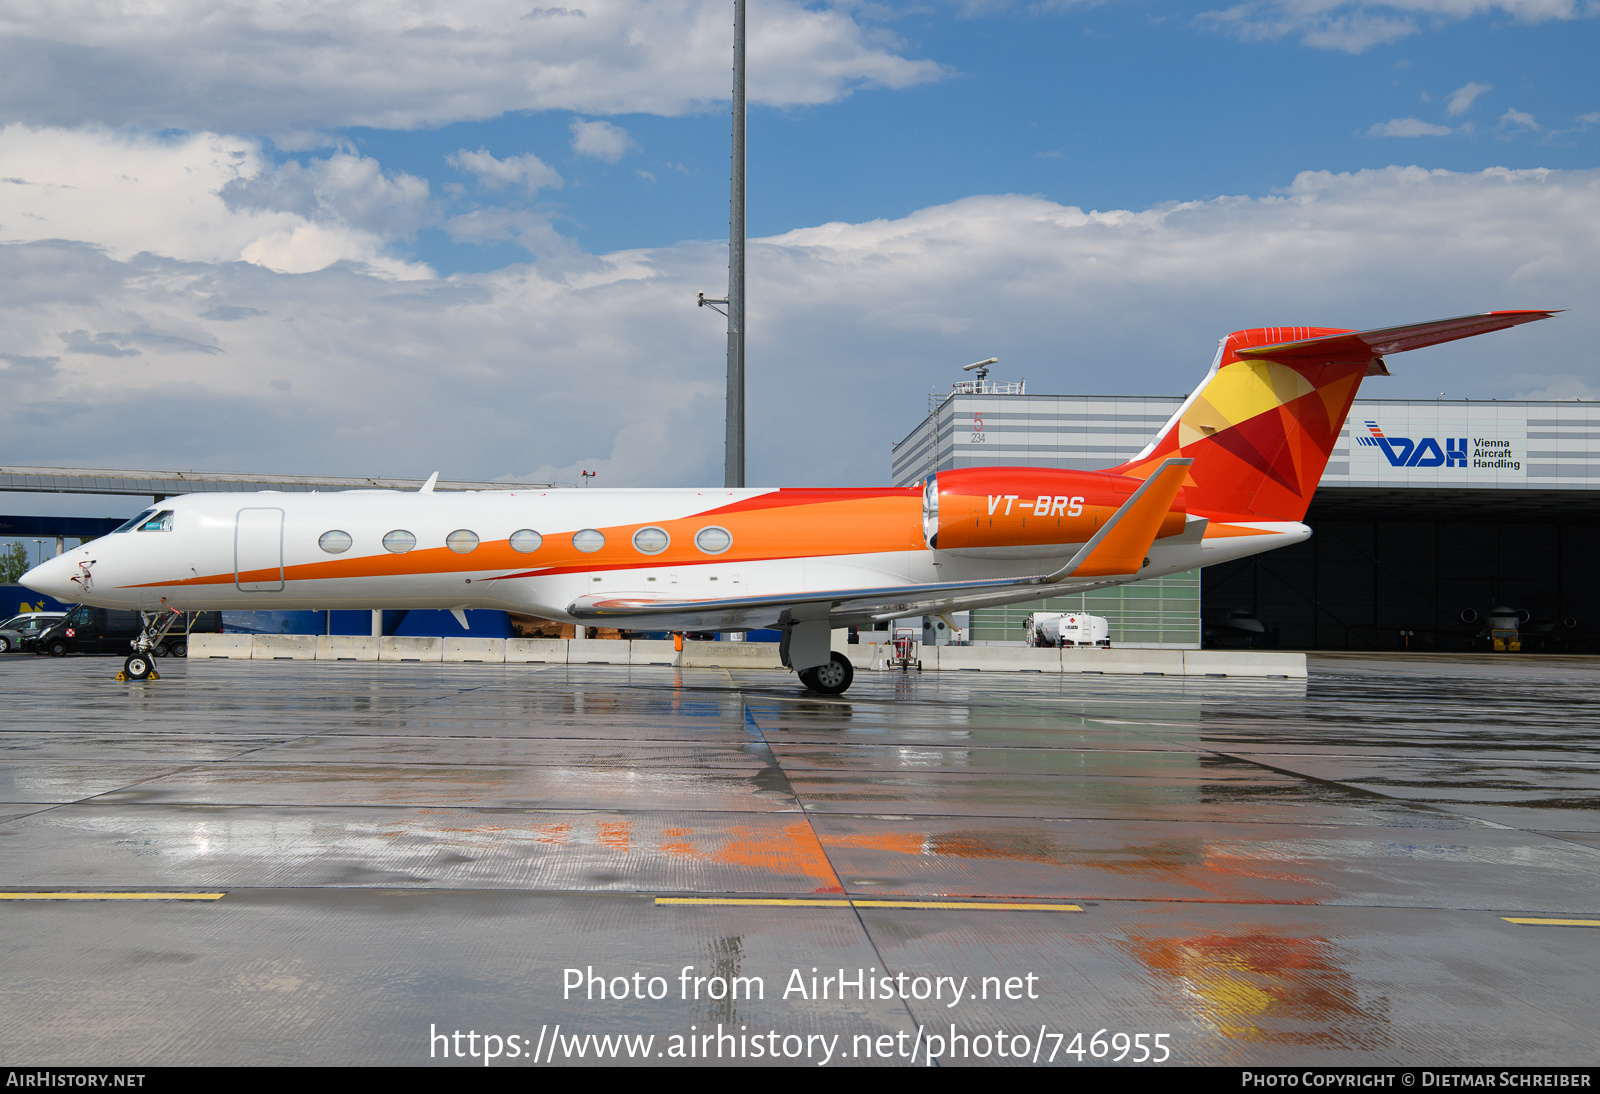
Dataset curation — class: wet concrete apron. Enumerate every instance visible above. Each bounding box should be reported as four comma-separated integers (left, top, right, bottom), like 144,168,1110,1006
0,655,1596,1065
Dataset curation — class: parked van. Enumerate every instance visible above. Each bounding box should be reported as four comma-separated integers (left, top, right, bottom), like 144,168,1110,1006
35,606,222,658
0,611,66,653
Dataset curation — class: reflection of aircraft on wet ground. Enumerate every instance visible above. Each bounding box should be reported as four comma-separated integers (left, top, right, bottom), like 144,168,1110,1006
22,311,1555,692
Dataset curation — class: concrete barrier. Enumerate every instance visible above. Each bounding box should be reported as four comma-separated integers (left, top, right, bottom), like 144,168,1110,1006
379,636,443,662
842,641,892,669
187,634,1304,679
186,634,254,659
444,637,506,663
252,634,317,660
1063,648,1185,675
935,645,1061,673
567,638,631,664
316,636,379,661
505,638,566,664
1183,650,1306,678
629,640,679,666
681,641,784,669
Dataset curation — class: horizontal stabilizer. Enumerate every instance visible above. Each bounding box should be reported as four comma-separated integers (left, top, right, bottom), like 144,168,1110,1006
1236,310,1557,363
1048,457,1191,579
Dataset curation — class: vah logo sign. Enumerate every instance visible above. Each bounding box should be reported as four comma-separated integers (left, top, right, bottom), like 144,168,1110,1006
1355,422,1520,472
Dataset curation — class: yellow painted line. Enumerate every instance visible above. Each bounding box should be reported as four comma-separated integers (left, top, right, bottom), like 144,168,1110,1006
659,898,852,907
856,900,1082,912
0,892,225,901
655,897,1081,912
1502,917,1600,927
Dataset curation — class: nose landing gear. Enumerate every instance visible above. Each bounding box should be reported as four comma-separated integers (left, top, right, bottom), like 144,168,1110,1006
119,653,158,682
117,603,186,681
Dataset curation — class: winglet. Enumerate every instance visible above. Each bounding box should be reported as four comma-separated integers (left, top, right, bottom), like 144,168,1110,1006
1048,458,1192,581
419,472,439,494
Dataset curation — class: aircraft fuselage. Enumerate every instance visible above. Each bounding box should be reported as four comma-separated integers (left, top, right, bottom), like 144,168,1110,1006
22,485,1303,633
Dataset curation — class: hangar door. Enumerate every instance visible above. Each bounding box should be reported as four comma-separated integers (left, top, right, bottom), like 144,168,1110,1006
235,508,285,592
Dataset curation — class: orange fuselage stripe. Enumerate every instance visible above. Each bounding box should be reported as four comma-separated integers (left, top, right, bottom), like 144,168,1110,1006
131,492,927,589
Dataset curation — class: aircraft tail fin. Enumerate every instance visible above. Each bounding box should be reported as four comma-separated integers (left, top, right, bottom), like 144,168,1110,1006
1110,310,1556,521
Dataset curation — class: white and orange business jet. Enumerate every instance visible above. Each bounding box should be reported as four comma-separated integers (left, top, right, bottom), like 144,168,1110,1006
22,310,1554,691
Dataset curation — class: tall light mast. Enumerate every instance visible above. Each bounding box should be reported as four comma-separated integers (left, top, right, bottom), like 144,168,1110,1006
727,0,747,489
700,0,746,489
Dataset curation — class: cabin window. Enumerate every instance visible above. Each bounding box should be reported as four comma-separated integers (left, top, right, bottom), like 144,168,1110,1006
572,529,605,553
632,527,670,554
137,510,175,532
694,526,732,555
510,529,542,553
319,530,352,554
446,529,479,554
382,530,416,554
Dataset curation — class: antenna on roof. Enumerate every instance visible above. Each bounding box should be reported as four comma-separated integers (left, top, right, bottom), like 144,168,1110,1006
962,357,999,382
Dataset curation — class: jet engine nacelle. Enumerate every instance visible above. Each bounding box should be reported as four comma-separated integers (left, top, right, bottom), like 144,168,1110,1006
922,467,1187,559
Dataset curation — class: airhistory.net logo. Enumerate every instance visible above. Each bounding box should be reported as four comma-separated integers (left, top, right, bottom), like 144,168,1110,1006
1355,422,1519,471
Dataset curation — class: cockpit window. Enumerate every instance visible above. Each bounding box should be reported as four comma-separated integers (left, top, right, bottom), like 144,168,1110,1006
113,508,157,533
137,510,175,532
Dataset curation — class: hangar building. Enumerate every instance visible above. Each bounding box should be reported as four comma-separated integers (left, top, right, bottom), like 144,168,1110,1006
892,385,1600,652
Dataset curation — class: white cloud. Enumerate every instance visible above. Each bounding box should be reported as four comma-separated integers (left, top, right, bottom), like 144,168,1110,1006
1498,108,1542,132
0,125,433,278
442,208,583,264
0,164,1593,488
1446,81,1492,116
221,153,433,238
1510,375,1600,400
448,149,564,193
0,0,944,132
1199,0,1584,52
570,120,635,163
1368,117,1455,136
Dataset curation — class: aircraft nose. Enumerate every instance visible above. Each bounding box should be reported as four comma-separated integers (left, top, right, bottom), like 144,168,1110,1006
20,554,78,601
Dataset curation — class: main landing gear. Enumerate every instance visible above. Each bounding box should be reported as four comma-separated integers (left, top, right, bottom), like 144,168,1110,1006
798,652,854,695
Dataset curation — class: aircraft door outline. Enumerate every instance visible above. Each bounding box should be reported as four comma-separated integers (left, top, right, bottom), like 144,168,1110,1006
235,508,285,591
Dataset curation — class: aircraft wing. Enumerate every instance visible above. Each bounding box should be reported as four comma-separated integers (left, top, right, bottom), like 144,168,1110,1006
570,574,1102,630
1235,310,1557,363
568,458,1193,631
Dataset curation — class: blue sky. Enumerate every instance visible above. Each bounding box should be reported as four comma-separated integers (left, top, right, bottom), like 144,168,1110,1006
0,0,1596,526
324,2,1600,266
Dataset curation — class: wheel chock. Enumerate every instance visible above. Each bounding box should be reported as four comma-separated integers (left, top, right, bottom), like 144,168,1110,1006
115,672,127,681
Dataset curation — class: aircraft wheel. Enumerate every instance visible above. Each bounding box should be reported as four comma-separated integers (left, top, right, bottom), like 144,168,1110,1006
123,654,153,681
47,639,68,658
805,652,854,695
